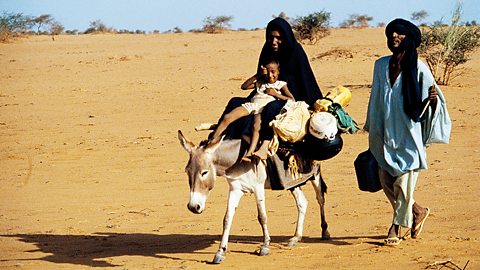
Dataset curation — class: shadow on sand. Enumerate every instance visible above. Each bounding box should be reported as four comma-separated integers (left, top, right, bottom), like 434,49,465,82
0,232,384,267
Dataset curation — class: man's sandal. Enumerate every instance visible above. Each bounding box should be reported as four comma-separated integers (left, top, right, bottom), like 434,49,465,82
384,236,402,246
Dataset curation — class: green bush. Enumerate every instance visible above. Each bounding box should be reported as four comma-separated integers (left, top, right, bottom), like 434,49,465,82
419,4,480,85
84,20,114,34
339,14,373,28
292,11,331,44
0,12,32,42
202,16,233,34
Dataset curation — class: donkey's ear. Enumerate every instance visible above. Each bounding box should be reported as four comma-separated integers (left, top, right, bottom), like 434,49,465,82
178,130,195,153
205,135,224,154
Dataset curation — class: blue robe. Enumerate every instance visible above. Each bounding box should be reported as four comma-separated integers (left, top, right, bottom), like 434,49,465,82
364,56,451,177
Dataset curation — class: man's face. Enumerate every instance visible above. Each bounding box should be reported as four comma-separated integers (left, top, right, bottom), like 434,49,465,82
391,31,406,49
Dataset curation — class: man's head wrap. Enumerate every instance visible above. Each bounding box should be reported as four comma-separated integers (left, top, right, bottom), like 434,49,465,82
386,18,424,122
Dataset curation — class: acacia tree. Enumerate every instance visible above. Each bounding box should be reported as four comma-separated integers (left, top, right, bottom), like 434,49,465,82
202,16,233,33
292,11,331,44
411,10,429,25
419,3,480,85
31,14,53,34
340,14,373,28
49,20,64,40
273,12,290,22
0,12,32,42
84,20,113,34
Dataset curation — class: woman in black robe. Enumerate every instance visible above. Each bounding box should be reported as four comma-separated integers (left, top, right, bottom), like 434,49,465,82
219,17,323,141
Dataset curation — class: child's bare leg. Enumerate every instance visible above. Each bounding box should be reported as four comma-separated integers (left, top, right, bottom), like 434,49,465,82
245,114,262,156
210,106,250,143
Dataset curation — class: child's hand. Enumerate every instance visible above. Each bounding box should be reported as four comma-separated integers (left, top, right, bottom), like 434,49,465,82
265,88,277,97
260,65,267,75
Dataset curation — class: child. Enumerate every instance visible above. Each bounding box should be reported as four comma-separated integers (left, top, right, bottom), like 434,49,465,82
210,59,295,161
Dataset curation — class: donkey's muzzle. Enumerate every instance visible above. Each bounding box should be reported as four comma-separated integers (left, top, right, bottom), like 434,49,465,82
187,202,203,214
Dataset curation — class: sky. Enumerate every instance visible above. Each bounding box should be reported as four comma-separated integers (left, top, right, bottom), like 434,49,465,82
1,0,479,32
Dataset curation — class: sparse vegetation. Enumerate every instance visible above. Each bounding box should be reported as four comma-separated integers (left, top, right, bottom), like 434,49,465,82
31,14,53,34
49,20,64,40
411,10,429,25
273,12,290,23
202,16,233,34
291,11,331,44
419,3,480,85
340,14,373,28
0,12,32,42
84,20,114,34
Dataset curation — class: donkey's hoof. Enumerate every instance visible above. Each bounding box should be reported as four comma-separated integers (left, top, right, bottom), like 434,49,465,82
258,246,270,256
287,236,301,247
212,254,225,264
212,251,225,264
321,231,331,240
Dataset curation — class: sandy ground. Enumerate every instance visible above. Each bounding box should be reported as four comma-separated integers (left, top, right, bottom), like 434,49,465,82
0,28,479,269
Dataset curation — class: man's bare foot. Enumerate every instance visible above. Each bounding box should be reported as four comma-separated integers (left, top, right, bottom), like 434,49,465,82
387,224,399,239
384,224,402,246
412,207,430,239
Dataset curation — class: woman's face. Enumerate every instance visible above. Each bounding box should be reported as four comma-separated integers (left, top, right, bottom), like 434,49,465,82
267,30,283,52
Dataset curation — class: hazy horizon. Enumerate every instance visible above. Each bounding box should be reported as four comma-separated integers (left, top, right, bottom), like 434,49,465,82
1,0,479,32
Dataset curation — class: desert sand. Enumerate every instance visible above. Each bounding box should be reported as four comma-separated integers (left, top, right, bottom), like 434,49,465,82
0,28,479,269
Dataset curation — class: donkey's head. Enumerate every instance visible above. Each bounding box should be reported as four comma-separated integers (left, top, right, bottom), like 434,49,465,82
178,130,223,214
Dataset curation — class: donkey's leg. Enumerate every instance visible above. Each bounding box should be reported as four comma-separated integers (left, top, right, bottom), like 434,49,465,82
288,186,308,247
213,186,244,264
254,184,270,256
311,168,331,240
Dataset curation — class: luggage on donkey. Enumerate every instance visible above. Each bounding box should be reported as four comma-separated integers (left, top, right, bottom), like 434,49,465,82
295,111,343,161
269,100,310,143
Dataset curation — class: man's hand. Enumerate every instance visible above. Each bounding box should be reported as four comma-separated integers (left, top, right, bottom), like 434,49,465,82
428,85,438,102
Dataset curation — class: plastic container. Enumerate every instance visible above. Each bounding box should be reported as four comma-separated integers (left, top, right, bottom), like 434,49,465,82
309,112,338,141
314,85,352,112
354,150,382,192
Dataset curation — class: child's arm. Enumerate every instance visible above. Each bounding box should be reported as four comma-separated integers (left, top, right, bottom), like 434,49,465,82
241,65,267,90
281,85,295,101
265,85,295,101
241,74,258,90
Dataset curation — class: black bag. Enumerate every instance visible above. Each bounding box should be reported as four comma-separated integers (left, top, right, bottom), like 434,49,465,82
354,150,382,192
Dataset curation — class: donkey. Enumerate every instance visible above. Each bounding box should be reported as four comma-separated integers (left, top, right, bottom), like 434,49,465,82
178,130,330,264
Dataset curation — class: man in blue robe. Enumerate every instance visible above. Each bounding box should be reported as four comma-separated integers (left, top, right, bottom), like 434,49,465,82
364,18,451,245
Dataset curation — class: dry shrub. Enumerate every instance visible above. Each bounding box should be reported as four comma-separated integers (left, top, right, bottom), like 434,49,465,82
339,14,373,28
311,48,353,61
0,27,10,43
0,12,31,43
84,20,114,34
419,4,480,85
292,11,331,44
202,16,233,34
